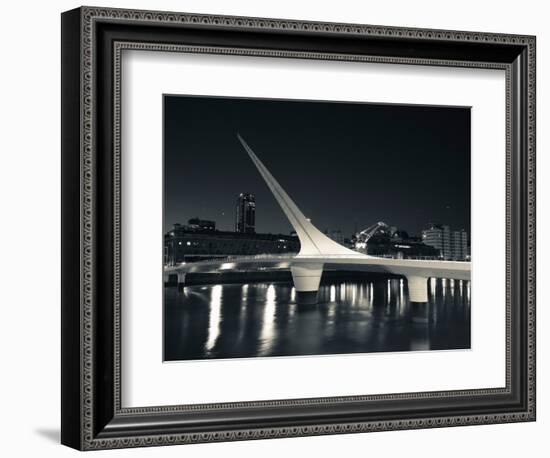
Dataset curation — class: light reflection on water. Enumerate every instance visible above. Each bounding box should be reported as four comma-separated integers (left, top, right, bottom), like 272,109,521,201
205,284,222,353
258,285,277,355
164,277,471,361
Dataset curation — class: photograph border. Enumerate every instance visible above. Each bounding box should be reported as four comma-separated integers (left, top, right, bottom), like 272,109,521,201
61,6,536,450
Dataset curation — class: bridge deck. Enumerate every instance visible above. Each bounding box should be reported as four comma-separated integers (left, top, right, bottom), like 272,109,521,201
165,254,470,281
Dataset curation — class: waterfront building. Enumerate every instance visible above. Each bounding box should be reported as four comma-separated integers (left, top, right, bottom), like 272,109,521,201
452,229,469,261
352,222,438,259
235,192,256,233
164,223,299,265
366,232,439,259
421,224,469,260
421,224,452,259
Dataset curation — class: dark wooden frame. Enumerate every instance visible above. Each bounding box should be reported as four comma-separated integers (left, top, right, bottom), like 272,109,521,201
61,6,536,450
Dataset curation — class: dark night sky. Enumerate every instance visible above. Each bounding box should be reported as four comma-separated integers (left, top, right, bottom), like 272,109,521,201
164,95,470,238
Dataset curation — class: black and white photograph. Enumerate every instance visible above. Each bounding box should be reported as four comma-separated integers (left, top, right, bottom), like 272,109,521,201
163,95,472,361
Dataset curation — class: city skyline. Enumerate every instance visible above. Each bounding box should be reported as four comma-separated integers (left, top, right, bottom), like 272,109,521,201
167,206,468,242
164,95,471,236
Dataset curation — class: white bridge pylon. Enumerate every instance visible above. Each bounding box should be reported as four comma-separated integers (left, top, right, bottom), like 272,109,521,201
238,133,367,299
237,134,366,258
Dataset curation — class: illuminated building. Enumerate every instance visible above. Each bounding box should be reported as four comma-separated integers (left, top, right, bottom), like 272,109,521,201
164,223,299,265
235,192,256,233
421,224,469,260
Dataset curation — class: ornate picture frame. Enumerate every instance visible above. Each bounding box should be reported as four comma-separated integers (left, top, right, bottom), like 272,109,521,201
61,6,536,450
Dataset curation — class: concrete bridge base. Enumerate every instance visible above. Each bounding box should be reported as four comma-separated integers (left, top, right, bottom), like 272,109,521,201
177,272,186,289
407,275,429,323
406,275,428,303
291,263,323,304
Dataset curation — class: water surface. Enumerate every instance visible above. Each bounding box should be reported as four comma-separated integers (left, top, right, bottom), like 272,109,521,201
164,277,470,361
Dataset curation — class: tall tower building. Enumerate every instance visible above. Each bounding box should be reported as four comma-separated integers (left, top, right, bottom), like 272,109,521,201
235,192,256,233
422,224,469,260
422,224,452,259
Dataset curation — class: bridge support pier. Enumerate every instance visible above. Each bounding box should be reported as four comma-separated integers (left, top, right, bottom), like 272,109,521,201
177,272,187,289
407,275,429,323
291,263,323,305
406,275,428,303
